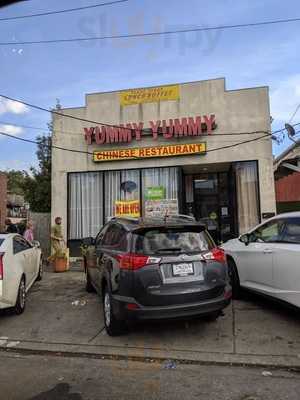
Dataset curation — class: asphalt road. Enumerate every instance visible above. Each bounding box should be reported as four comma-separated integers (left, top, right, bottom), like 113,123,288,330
0,352,299,400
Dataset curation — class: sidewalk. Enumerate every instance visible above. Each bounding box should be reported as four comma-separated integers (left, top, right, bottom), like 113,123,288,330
0,270,300,369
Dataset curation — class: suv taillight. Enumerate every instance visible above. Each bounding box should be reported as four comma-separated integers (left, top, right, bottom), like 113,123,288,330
0,252,4,280
203,248,226,264
118,254,161,271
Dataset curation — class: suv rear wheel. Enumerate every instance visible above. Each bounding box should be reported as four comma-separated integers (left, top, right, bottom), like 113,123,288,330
103,285,126,336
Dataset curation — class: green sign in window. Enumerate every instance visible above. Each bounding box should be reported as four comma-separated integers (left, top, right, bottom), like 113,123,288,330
145,186,166,200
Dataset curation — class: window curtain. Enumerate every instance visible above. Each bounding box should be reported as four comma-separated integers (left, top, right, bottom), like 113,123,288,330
69,172,103,239
235,161,259,234
141,167,179,215
104,170,140,221
142,167,179,199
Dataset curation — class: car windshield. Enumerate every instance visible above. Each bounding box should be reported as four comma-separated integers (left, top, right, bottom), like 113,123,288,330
0,239,4,248
134,227,215,255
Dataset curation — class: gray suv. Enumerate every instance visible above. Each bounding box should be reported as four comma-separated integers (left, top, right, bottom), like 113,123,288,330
82,216,232,336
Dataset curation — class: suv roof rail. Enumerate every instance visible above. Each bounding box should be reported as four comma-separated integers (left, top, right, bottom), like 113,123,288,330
164,214,196,221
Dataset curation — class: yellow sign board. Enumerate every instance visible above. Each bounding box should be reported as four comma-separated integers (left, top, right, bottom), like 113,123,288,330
120,85,180,106
93,142,206,162
115,200,140,218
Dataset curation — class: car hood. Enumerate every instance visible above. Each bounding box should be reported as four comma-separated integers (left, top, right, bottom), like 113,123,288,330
221,238,240,250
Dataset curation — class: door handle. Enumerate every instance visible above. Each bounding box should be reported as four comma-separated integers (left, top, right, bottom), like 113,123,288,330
263,249,273,254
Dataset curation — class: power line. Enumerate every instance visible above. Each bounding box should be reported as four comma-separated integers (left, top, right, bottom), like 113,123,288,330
288,103,300,124
0,0,129,22
0,93,272,136
0,119,274,137
1,93,298,142
0,129,271,157
1,16,300,46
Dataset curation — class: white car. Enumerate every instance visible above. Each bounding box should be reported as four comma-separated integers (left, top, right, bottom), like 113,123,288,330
222,212,300,308
0,234,43,314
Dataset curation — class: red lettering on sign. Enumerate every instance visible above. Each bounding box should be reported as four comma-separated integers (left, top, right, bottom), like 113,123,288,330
162,119,173,139
188,117,202,136
132,122,143,141
84,114,216,146
105,127,119,143
149,120,161,140
204,114,215,134
84,127,94,145
94,126,106,144
119,124,132,143
174,118,188,137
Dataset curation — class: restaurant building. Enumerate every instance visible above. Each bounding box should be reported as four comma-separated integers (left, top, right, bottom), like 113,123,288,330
51,78,276,255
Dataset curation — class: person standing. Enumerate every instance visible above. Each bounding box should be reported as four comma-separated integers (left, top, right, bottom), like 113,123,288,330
24,221,34,243
51,216,65,253
5,218,19,234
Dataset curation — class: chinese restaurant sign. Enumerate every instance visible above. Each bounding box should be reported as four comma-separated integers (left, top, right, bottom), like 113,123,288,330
93,142,206,162
115,200,140,218
84,115,216,146
119,85,180,106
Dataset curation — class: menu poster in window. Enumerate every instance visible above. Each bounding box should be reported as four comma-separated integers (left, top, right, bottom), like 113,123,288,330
145,199,179,218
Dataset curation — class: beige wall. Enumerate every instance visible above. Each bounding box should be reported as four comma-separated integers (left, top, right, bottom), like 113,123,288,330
52,78,276,240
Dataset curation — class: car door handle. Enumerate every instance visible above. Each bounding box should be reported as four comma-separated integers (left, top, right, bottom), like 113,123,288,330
263,249,273,254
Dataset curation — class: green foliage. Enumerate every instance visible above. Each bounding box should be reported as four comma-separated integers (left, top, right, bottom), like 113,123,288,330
48,247,68,262
23,134,52,213
6,170,28,195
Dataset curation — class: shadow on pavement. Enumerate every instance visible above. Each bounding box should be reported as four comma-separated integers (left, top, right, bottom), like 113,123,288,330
28,383,82,400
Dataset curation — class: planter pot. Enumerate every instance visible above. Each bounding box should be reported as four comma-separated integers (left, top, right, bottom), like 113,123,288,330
53,257,68,273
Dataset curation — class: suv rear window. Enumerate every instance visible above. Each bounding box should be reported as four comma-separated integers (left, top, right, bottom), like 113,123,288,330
134,227,214,255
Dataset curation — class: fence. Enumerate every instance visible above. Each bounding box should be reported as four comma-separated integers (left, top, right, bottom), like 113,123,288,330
29,212,51,258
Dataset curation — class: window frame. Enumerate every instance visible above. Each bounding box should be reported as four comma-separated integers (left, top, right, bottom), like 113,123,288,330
101,223,128,252
280,217,300,245
249,219,286,244
13,235,32,254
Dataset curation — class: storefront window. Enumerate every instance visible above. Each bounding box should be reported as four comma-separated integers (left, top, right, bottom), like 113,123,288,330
69,172,104,239
142,167,179,217
235,161,260,234
105,170,140,221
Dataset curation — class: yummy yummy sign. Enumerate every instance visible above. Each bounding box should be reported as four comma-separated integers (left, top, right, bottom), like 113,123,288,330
84,115,216,145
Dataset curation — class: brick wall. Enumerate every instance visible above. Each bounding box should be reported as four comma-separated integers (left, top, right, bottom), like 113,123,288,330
0,173,7,231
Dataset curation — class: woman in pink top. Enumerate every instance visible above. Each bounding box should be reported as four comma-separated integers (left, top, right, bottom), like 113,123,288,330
24,221,34,243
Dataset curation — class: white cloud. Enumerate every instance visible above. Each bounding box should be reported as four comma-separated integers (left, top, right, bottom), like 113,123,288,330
0,98,28,116
270,74,300,123
0,124,23,137
0,159,32,171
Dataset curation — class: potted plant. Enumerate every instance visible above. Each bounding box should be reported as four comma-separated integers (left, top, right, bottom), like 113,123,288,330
48,248,68,273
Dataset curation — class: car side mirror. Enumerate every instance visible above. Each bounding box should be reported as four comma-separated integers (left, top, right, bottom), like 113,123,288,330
81,237,95,246
32,240,40,248
239,234,250,246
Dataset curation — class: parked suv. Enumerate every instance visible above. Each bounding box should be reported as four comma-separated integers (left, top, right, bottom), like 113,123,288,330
82,216,231,336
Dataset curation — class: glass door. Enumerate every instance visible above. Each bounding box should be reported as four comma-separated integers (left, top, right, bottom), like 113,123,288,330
193,174,220,243
185,171,235,244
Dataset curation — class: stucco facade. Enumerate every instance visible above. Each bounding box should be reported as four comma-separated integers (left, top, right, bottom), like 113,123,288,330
52,78,276,249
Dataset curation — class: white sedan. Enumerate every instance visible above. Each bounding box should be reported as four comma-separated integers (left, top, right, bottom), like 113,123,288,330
222,212,300,308
0,233,43,314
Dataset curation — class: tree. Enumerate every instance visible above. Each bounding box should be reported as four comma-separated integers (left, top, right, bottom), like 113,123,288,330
6,170,28,195
21,100,60,212
23,133,52,213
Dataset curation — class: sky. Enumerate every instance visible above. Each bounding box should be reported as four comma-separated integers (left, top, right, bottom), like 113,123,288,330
0,0,300,171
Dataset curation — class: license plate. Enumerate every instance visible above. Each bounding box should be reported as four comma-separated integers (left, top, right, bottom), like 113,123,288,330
172,263,194,276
